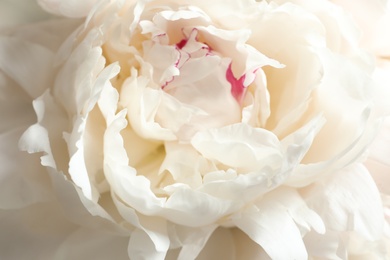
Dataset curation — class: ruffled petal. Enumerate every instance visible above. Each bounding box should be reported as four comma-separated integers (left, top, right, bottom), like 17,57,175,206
53,30,106,116
103,109,167,215
191,123,282,171
121,70,177,141
66,63,120,202
19,90,69,171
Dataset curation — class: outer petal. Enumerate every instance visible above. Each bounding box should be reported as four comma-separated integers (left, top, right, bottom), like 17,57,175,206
191,227,271,260
53,30,107,116
331,0,390,57
66,63,120,202
113,197,170,260
232,189,315,259
304,163,385,241
19,90,69,171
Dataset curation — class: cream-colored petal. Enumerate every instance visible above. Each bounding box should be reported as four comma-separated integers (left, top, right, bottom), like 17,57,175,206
233,193,309,259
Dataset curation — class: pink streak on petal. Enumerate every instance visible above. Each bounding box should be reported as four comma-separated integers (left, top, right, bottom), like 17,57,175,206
176,38,188,49
226,63,246,103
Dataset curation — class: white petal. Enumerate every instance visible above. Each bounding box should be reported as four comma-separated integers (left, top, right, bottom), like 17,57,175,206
103,110,167,216
287,107,376,187
163,187,238,227
331,0,390,56
66,63,120,201
156,91,207,139
303,48,374,163
129,228,169,260
165,224,218,260
233,196,308,259
191,123,282,171
113,198,170,259
304,230,345,260
121,70,176,141
248,3,326,134
142,41,180,86
304,163,385,241
199,170,271,204
241,69,271,127
196,227,274,259
66,117,100,202
164,57,241,134
54,37,106,116
159,142,204,188
367,116,390,168
19,90,69,172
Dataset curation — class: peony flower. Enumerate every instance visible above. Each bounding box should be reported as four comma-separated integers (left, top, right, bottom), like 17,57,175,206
1,0,389,259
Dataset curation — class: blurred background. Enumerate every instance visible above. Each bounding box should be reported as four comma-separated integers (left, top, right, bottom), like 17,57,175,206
0,0,54,30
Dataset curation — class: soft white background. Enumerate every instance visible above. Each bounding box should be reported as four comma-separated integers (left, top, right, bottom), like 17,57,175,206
0,0,53,30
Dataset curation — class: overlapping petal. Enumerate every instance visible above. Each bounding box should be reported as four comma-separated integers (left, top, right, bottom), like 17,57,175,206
1,0,389,259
